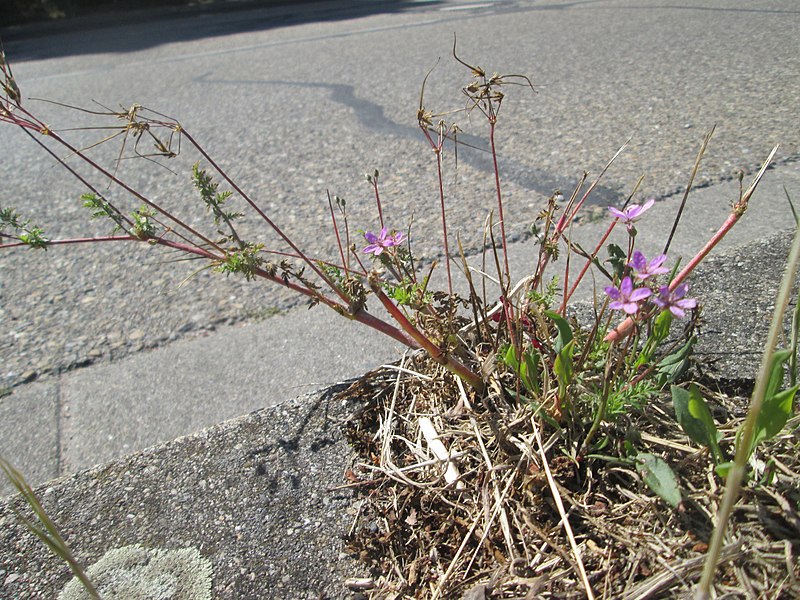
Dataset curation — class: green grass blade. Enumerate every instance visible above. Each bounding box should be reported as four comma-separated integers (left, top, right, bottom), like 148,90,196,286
697,224,800,598
0,456,101,599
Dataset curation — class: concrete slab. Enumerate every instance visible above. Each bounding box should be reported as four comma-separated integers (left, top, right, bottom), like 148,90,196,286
0,381,60,497
59,305,403,473
506,160,800,307
0,387,368,599
0,229,796,598
14,160,800,489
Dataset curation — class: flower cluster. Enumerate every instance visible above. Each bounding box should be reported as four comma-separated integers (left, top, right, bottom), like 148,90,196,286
604,249,696,318
362,227,405,256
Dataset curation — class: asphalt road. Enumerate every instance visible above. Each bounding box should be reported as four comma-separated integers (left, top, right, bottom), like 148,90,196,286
1,0,799,389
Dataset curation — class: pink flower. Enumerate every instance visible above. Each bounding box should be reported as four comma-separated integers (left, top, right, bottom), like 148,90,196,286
629,250,669,280
652,283,697,318
362,227,405,256
605,276,652,315
608,199,655,232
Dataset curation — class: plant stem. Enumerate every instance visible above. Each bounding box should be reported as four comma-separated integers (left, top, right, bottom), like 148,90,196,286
181,129,353,307
435,134,454,295
535,142,628,290
662,126,715,256
0,235,135,249
327,191,349,278
561,220,619,312
371,172,384,229
20,128,135,231
369,275,484,393
696,215,800,599
489,120,510,287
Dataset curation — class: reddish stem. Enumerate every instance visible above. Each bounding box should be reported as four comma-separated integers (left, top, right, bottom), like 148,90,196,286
181,129,352,307
369,275,484,392
604,145,778,342
536,144,628,290
560,220,619,312
0,235,135,249
489,120,510,286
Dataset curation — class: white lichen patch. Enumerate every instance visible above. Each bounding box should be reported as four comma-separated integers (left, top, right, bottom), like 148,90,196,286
59,544,212,600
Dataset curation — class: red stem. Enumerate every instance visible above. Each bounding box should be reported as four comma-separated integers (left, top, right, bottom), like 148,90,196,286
536,144,628,290
0,235,136,249
605,145,778,343
369,276,484,392
20,128,135,231
560,220,619,312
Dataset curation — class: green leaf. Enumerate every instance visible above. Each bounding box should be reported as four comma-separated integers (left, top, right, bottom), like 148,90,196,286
500,344,540,394
714,461,732,478
501,343,519,371
652,309,674,343
636,310,674,368
656,336,696,387
738,348,799,457
606,243,627,280
765,349,792,401
753,385,797,448
635,453,681,508
544,310,573,354
520,348,540,394
672,383,723,463
554,339,575,392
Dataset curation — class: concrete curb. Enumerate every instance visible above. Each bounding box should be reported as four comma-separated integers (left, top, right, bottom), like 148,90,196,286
1,161,798,497
1,383,369,599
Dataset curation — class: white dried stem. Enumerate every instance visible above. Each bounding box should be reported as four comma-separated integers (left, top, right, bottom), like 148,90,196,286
418,416,464,490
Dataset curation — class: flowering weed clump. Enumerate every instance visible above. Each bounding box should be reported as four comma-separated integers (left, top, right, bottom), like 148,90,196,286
1,39,798,599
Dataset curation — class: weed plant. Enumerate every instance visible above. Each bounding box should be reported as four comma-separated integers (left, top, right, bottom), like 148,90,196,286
0,40,797,599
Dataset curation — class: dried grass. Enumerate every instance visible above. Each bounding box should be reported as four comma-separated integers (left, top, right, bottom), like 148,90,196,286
342,357,800,599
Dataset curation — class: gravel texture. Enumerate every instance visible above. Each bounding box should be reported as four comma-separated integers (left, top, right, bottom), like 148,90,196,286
0,229,798,598
691,231,798,383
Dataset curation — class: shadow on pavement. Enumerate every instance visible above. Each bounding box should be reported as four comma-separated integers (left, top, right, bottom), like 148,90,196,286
1,0,445,61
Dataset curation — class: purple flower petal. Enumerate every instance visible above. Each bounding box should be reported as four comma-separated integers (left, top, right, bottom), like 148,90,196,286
652,283,696,319
605,276,650,315
629,251,669,280
607,206,628,220
362,226,404,256
608,199,655,230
